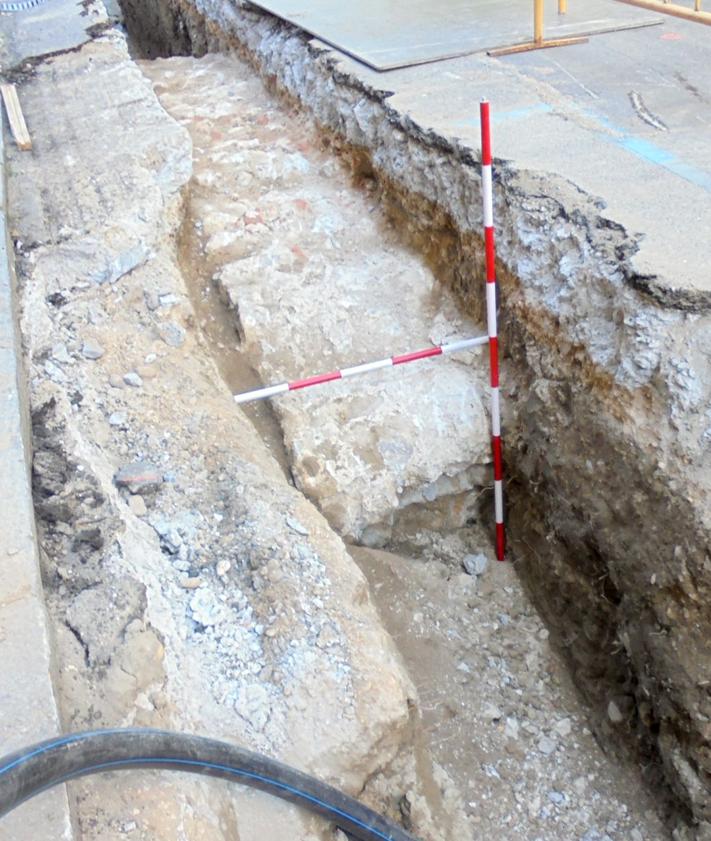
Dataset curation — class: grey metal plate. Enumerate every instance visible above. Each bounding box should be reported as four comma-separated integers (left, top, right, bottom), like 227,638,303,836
0,0,108,68
249,0,663,70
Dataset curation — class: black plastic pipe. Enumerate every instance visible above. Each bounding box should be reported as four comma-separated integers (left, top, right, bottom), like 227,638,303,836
0,728,419,841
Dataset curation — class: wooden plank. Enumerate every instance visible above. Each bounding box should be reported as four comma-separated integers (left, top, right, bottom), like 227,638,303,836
0,84,32,152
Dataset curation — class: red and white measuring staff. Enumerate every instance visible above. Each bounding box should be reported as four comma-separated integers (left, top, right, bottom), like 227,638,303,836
480,99,505,562
233,335,488,404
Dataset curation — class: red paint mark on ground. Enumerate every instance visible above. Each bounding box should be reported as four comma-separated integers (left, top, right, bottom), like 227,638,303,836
211,130,224,142
661,31,683,40
256,114,270,126
290,245,307,261
293,198,311,212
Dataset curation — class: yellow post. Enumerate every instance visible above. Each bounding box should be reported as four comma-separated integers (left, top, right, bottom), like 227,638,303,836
534,0,544,43
695,0,702,12
488,0,588,55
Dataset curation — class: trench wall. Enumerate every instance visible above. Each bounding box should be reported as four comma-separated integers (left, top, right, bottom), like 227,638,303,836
117,0,711,834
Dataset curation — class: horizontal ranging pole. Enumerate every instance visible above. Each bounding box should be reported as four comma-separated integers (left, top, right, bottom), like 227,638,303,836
233,336,488,404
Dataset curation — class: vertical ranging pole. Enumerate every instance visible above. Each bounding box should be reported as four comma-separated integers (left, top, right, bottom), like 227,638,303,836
480,100,506,562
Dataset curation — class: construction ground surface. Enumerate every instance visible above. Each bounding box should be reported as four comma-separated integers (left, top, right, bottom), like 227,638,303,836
0,1,709,840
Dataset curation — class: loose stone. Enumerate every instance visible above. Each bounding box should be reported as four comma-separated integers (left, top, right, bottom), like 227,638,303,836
123,371,143,388
114,462,163,494
82,340,105,360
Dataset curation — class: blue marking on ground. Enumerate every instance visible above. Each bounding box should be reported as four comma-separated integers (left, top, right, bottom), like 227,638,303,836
453,100,711,193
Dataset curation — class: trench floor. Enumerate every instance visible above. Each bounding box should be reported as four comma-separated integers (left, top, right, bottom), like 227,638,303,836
138,52,669,840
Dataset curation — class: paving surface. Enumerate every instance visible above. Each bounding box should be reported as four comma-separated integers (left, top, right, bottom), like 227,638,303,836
0,0,108,66
0,98,73,841
306,5,711,302
247,0,661,70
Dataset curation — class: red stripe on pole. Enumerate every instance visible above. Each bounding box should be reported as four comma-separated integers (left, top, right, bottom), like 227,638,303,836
488,337,499,387
392,346,442,366
485,227,496,282
481,98,505,561
289,371,342,391
480,100,492,165
492,436,503,481
496,522,505,561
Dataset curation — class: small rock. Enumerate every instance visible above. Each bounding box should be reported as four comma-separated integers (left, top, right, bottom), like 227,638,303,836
108,374,124,389
44,360,67,383
548,790,565,805
607,700,624,724
180,576,203,590
483,702,503,721
504,717,519,740
81,340,105,360
123,372,143,388
163,529,182,554
190,588,226,625
538,735,557,755
136,365,158,380
114,462,163,494
145,353,157,364
463,553,488,576
286,515,309,536
109,411,127,427
51,343,72,364
128,495,147,517
216,559,231,577
157,321,186,348
159,293,180,307
554,717,572,738
144,291,160,311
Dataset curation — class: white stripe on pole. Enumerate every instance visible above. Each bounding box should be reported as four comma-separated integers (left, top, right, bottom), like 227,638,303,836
341,358,394,378
490,387,501,436
234,382,289,404
495,480,504,522
482,165,494,228
486,283,497,339
441,336,489,354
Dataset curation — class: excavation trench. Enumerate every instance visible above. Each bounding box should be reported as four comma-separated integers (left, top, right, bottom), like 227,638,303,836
132,46,671,839
8,1,710,838
112,1,711,836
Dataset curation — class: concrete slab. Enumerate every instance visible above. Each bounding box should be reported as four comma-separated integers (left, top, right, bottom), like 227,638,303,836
0,2,120,837
309,11,711,303
0,0,107,67
0,117,73,841
249,0,661,70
